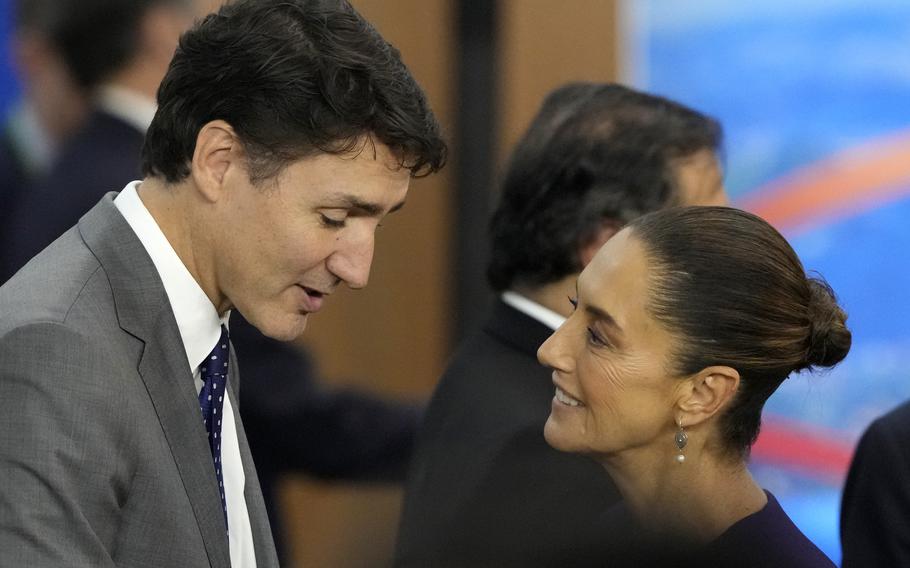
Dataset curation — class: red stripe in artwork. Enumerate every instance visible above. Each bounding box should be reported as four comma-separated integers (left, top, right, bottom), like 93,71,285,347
751,415,854,482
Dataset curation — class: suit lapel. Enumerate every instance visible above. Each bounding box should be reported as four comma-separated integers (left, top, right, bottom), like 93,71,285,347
138,325,232,568
79,196,232,568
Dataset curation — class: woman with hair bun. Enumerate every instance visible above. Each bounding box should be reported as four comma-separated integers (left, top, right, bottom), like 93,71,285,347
538,206,849,567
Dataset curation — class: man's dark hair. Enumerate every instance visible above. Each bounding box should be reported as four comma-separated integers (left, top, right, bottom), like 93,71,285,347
17,0,189,89
487,82,722,292
628,206,851,457
142,0,447,184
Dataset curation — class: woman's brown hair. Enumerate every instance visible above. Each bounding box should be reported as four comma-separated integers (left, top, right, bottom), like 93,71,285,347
629,206,851,457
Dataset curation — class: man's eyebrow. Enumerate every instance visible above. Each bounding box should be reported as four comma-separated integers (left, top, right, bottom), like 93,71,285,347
330,194,406,216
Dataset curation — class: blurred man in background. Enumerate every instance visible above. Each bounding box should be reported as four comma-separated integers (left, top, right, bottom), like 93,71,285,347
396,82,727,567
4,0,203,274
841,400,910,567
0,0,89,281
0,0,424,561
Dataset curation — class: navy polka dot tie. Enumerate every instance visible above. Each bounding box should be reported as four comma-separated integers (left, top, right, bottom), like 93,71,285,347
199,324,230,531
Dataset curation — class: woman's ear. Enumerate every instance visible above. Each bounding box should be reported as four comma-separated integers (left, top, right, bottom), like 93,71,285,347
191,120,240,203
674,365,740,427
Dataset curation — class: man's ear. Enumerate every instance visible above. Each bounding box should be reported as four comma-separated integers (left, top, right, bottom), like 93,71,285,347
191,120,240,203
578,219,624,267
674,365,740,427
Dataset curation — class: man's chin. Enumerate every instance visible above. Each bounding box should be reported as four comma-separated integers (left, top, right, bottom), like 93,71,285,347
249,312,309,341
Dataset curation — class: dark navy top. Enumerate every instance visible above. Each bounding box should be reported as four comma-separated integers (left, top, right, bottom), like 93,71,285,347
700,491,835,567
601,491,834,568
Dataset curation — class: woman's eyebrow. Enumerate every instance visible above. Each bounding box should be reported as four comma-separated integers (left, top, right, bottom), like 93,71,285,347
584,304,623,334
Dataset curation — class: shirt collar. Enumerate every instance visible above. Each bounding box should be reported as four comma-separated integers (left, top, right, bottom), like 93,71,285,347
114,181,229,372
501,291,566,331
96,85,158,134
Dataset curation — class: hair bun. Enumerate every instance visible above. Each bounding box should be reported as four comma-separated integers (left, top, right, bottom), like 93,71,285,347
805,277,851,369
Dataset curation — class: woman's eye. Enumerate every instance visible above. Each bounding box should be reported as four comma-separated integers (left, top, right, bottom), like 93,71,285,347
587,327,610,348
568,296,578,310
320,214,346,228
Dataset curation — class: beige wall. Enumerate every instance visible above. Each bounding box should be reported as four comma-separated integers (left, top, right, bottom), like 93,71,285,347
498,0,618,168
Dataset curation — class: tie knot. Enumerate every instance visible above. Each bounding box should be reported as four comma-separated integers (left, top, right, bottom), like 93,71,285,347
200,325,230,381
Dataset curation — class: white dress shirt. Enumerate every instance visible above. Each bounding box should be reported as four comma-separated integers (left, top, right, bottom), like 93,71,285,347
501,290,566,331
114,182,257,568
97,85,158,134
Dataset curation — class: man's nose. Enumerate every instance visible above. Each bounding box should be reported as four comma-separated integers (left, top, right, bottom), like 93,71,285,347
327,234,375,290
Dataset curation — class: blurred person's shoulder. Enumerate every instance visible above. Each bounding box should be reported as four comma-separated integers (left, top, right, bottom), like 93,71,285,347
869,399,910,439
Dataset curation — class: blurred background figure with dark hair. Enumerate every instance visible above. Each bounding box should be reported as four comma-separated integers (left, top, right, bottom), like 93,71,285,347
2,0,204,278
0,0,89,279
395,82,727,567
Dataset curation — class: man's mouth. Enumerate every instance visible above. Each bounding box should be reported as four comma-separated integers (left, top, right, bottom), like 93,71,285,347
301,285,326,297
297,285,329,312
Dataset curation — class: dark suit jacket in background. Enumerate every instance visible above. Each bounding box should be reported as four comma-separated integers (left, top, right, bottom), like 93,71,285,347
3,109,143,279
841,400,910,567
1,106,422,560
0,196,278,567
233,315,421,557
395,300,622,567
0,128,28,231
0,124,42,283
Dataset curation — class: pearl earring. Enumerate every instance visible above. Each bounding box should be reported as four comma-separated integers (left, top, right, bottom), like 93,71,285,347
674,419,688,464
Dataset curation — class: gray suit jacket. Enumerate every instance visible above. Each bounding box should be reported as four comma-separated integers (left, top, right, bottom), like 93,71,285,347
0,194,279,567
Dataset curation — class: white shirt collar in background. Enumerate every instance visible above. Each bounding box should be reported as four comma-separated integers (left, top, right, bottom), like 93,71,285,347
97,85,157,134
501,290,566,331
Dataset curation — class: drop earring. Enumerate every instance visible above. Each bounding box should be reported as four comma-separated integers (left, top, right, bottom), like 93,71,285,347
674,419,688,464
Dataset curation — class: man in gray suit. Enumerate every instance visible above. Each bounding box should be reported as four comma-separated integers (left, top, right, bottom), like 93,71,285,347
0,1,446,566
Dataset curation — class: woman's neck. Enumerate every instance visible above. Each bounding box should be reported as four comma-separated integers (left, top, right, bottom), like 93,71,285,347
600,445,768,544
